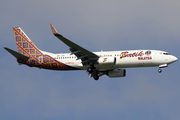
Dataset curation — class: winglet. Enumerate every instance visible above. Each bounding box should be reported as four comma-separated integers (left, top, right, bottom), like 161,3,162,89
50,24,58,35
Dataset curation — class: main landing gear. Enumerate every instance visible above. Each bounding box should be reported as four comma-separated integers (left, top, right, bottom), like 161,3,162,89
87,67,93,73
93,74,99,80
87,63,99,80
87,67,99,80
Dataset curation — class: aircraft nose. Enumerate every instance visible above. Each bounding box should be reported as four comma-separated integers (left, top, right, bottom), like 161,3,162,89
171,56,178,62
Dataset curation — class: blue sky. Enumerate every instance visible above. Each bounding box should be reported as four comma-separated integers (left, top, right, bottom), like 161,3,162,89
1,0,180,120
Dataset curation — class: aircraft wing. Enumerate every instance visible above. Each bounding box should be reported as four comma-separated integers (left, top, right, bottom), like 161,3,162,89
50,24,99,65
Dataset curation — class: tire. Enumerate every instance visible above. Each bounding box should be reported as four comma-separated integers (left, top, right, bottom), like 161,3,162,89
93,74,99,80
158,69,162,73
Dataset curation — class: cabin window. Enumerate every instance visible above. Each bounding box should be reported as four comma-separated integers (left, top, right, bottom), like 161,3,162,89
163,53,170,55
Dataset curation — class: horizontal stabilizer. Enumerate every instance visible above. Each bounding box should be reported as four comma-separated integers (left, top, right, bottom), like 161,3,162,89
3,47,29,60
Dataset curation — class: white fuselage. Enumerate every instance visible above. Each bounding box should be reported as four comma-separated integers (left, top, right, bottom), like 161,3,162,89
8,26,178,80
42,50,178,70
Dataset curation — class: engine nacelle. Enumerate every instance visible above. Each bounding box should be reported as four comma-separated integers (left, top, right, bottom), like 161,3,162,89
107,69,126,78
98,57,116,65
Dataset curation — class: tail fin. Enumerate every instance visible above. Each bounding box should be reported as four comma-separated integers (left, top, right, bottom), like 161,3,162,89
13,27,43,58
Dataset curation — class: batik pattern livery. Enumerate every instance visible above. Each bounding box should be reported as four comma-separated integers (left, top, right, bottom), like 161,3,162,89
13,27,78,70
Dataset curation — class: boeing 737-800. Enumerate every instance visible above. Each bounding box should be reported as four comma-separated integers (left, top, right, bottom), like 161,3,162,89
4,24,178,80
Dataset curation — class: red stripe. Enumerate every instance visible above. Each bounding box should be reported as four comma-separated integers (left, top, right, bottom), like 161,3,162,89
16,43,31,56
16,43,40,63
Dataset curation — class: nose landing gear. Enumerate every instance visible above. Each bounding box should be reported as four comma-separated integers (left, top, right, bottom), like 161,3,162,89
158,68,162,73
158,64,168,73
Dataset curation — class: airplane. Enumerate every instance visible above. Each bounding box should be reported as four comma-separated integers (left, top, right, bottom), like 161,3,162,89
4,24,178,80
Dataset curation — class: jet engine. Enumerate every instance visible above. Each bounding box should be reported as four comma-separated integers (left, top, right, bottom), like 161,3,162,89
107,69,126,78
98,57,116,65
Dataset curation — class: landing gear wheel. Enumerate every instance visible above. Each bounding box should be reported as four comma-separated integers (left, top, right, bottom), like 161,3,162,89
87,67,93,73
158,68,162,73
93,74,99,80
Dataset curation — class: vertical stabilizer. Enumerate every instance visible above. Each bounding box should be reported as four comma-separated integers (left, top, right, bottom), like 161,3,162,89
13,27,43,58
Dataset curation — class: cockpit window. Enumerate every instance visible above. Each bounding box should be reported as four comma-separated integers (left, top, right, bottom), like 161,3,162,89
163,53,170,55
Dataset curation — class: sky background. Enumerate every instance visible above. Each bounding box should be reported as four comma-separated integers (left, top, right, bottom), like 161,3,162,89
1,0,180,120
